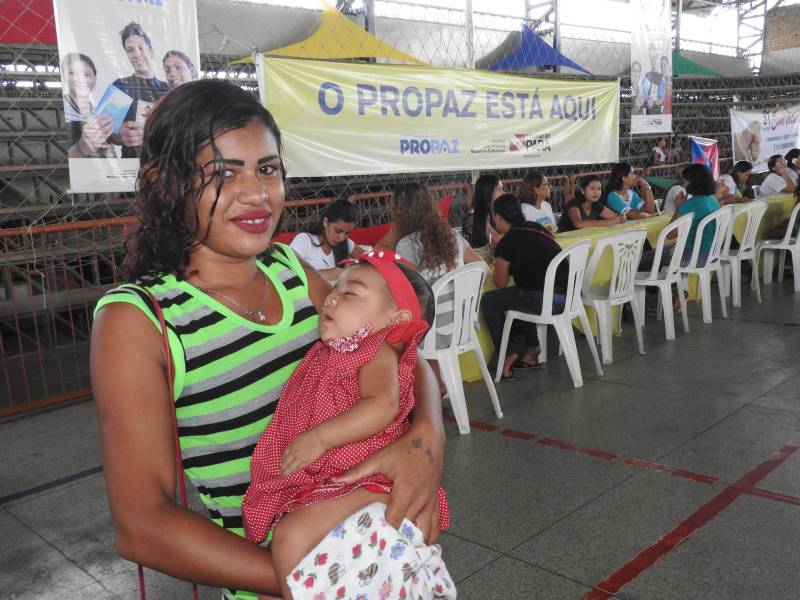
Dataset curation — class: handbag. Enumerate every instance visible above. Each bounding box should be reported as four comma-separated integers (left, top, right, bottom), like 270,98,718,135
138,292,200,600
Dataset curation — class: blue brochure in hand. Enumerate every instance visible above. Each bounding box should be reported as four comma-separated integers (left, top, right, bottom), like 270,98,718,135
92,84,133,134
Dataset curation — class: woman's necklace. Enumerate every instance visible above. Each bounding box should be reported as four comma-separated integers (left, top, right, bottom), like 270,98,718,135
195,271,269,322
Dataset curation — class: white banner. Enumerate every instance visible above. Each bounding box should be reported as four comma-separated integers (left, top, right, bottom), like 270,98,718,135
53,0,200,193
630,0,673,134
260,57,619,178
730,105,800,173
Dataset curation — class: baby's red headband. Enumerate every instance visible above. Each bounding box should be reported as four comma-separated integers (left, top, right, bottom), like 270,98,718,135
341,250,425,342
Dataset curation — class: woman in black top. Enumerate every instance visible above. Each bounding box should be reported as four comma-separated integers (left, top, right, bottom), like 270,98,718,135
462,174,504,248
558,174,622,232
482,194,567,379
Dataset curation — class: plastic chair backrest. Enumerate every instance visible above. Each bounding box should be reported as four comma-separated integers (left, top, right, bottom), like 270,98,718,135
685,205,733,269
723,200,768,255
583,229,647,302
421,261,487,355
644,213,694,279
780,201,800,246
539,239,591,319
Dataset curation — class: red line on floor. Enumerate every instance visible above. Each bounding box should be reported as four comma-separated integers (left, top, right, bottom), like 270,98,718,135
500,429,536,441
468,420,497,431
624,458,668,471
578,448,619,461
744,487,800,506
671,469,719,485
537,437,576,450
583,441,800,600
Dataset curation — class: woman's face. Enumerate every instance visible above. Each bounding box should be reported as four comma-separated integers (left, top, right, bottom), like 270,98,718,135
631,62,641,84
322,218,354,248
164,55,193,89
190,121,285,261
622,168,636,188
536,178,551,200
491,180,505,202
493,212,511,233
125,34,153,77
65,59,95,99
583,180,602,203
319,265,396,341
737,170,752,183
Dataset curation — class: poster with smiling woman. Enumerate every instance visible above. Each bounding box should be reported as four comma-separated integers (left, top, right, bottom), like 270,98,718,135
53,0,199,193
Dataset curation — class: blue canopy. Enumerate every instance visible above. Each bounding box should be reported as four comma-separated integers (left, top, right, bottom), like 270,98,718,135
488,24,591,75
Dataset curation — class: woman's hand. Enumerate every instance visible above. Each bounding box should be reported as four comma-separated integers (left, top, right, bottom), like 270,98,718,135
120,120,144,147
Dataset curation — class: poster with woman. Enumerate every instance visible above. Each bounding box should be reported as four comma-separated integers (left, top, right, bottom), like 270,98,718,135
631,0,672,134
54,0,199,193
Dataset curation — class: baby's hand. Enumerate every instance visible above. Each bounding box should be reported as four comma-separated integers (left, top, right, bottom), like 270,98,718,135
281,429,326,476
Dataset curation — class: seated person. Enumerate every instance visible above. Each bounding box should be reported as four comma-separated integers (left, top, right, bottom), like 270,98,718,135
662,179,687,214
669,164,721,266
482,195,568,380
765,186,800,240
462,174,505,248
785,148,800,184
604,162,657,220
758,155,797,197
290,199,364,280
518,170,558,231
558,174,624,232
717,161,755,204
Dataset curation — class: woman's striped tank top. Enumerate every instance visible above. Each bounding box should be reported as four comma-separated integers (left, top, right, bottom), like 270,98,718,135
94,244,319,599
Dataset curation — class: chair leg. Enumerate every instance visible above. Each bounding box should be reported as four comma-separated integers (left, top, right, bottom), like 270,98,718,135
729,259,741,308
634,286,646,325
763,250,774,285
778,251,786,282
677,276,690,332
629,295,646,355
493,314,515,383
699,272,712,323
659,283,675,340
554,319,582,388
721,262,731,299
716,267,728,318
471,338,503,419
576,309,603,376
440,351,470,435
752,256,762,303
537,323,548,364
792,250,800,292
596,302,613,364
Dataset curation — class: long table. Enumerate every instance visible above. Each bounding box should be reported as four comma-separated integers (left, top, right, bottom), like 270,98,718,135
458,195,795,382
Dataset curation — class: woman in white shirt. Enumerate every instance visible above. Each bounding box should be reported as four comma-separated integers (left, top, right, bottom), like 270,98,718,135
758,155,797,197
717,160,754,204
518,171,558,232
784,148,800,184
289,199,364,280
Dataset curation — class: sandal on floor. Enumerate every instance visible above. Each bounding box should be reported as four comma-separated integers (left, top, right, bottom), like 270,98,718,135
512,359,542,370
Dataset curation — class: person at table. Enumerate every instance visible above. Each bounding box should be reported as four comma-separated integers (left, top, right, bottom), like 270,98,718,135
90,79,445,599
758,154,797,197
462,174,504,248
518,171,558,231
670,164,721,266
717,161,754,204
784,148,800,184
290,199,365,280
482,194,567,380
558,174,624,232
765,186,800,240
603,162,657,219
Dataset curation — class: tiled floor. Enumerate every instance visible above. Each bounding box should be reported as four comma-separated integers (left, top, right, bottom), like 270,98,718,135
2,280,798,599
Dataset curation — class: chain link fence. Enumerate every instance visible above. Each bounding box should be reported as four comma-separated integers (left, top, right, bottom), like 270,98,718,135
2,0,800,412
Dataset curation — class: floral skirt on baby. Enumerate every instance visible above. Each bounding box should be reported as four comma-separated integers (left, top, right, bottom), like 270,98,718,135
287,502,456,600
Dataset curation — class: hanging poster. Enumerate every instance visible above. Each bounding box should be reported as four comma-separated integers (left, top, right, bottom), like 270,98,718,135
630,0,672,134
53,0,200,193
730,105,800,173
258,57,620,177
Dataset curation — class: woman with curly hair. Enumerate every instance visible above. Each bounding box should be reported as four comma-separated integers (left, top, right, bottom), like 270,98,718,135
90,79,445,599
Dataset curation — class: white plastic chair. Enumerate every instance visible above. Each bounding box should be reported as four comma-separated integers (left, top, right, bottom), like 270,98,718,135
492,240,602,388
720,200,768,306
419,261,502,435
678,205,734,324
754,202,800,292
633,213,694,340
582,230,647,365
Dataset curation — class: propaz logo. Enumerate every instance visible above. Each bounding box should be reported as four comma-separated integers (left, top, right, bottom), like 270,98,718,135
400,138,460,155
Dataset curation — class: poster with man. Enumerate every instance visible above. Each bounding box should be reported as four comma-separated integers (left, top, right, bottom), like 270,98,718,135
54,0,200,193
631,0,672,134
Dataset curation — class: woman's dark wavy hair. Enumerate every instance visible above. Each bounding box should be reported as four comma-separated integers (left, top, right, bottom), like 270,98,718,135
307,199,359,265
470,174,500,247
682,163,716,196
492,193,525,228
391,182,458,274
575,174,602,203
784,148,800,171
602,162,633,204
124,79,284,282
517,170,545,206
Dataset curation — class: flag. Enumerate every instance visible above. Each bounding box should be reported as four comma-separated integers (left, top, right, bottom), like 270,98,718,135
689,136,719,179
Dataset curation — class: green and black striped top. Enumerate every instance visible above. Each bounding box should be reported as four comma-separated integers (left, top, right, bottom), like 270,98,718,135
94,244,319,599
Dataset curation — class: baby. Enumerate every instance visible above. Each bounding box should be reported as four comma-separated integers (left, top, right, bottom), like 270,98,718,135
243,250,455,599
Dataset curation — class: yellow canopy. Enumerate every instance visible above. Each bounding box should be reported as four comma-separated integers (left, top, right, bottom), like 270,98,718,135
236,4,425,65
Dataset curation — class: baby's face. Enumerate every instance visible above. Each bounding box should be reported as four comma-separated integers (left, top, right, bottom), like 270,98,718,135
319,265,395,341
